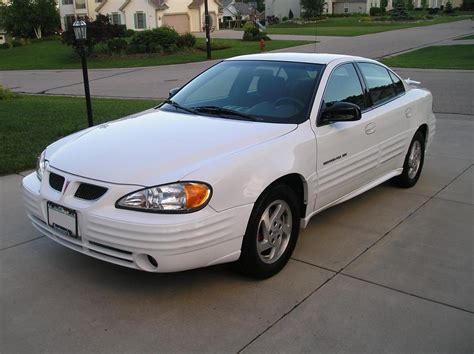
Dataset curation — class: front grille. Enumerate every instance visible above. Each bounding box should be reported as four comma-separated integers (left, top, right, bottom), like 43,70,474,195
49,173,65,192
74,183,108,201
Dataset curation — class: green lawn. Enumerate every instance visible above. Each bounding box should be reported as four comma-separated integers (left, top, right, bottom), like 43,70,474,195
455,34,474,40
381,45,474,69
265,15,470,36
0,95,159,175
0,38,311,70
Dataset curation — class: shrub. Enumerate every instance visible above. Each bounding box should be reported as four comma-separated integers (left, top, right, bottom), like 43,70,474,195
152,26,180,48
428,7,439,14
243,32,254,41
444,1,454,13
289,9,294,19
123,29,135,37
461,0,474,10
282,16,289,21
177,32,196,48
11,39,23,47
406,0,414,11
0,85,16,100
369,7,385,16
62,14,126,54
107,38,128,54
0,42,11,49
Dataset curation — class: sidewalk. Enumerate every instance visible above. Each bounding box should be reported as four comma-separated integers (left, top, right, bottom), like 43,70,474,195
0,20,472,100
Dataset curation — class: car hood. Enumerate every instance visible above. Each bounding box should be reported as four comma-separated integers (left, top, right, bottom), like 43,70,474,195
47,109,296,186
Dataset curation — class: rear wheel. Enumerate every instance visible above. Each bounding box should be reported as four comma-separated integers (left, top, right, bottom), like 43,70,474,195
238,184,300,279
394,131,425,188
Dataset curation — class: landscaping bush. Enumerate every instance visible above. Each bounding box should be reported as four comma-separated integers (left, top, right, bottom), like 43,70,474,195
196,40,231,51
0,42,11,49
461,0,474,10
444,1,454,13
0,85,16,100
391,0,412,20
242,22,269,41
123,29,135,37
289,9,294,19
107,38,128,55
62,14,126,54
11,39,23,47
177,32,196,48
369,7,386,16
428,7,440,14
282,16,289,22
129,26,179,53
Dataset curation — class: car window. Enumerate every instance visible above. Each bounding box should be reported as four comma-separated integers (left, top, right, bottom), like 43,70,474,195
389,70,405,96
165,60,325,124
322,63,366,110
358,63,396,106
185,66,240,103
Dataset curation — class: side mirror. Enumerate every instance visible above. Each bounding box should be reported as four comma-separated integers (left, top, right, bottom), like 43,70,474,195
320,102,361,125
169,87,180,98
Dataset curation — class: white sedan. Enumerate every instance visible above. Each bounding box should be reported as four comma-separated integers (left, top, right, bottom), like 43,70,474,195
23,53,435,278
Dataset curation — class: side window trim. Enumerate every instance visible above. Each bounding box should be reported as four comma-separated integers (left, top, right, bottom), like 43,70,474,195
316,61,366,127
355,61,406,112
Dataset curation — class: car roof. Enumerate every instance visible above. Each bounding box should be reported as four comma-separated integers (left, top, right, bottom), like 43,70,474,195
226,52,374,65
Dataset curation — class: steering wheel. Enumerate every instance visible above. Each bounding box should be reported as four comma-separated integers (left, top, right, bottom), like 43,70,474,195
274,97,305,110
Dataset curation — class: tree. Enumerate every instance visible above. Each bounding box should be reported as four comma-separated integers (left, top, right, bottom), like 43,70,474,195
300,0,326,19
381,0,388,10
1,0,59,39
421,0,428,10
289,9,294,19
391,0,410,20
405,0,414,10
444,1,454,13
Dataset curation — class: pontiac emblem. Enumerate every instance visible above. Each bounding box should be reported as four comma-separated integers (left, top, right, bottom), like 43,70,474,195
63,180,71,194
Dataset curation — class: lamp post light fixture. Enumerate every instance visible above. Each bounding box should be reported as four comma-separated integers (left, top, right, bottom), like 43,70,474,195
73,19,94,127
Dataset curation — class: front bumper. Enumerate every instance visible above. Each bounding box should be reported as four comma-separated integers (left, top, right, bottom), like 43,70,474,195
22,169,253,272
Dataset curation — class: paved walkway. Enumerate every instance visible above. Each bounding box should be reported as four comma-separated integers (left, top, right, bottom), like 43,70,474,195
1,71,472,352
0,20,472,99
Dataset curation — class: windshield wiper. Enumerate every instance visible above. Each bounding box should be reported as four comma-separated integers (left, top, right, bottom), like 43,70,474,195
191,106,258,121
162,99,197,115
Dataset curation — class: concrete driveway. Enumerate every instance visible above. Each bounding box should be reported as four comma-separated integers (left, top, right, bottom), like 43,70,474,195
1,71,473,353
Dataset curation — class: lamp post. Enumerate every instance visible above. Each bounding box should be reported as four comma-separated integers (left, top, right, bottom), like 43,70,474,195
73,19,94,127
203,0,211,60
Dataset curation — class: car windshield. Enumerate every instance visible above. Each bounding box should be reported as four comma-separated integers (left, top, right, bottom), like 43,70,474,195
161,60,325,124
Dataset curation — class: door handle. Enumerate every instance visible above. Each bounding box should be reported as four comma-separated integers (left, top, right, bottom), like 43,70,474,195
405,108,412,118
365,122,376,135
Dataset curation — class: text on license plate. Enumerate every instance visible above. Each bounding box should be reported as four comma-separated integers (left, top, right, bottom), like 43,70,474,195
47,201,79,238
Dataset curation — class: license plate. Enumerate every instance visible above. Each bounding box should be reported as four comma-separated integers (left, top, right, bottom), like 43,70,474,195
47,202,79,239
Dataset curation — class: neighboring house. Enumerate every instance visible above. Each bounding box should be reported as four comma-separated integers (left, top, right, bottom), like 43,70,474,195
265,0,301,19
222,0,260,20
59,0,222,33
0,29,7,45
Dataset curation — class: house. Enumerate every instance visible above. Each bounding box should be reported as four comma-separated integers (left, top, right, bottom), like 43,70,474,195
59,0,222,33
222,0,258,20
265,0,301,19
0,29,7,45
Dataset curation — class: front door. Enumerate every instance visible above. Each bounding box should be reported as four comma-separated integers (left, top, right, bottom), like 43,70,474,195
314,63,379,210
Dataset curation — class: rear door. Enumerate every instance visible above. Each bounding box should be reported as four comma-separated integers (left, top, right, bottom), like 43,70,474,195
314,63,379,210
356,62,411,176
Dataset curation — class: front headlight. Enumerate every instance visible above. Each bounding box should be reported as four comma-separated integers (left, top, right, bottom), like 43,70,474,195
36,150,48,181
116,182,212,213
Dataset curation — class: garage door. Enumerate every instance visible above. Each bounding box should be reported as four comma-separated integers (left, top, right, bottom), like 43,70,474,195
162,14,190,34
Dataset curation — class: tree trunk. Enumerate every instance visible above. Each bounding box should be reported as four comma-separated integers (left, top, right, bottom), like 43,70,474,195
34,26,42,39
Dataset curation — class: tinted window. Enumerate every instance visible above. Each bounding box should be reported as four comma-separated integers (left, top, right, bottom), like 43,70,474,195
389,71,405,95
322,63,366,110
164,60,325,124
359,63,396,105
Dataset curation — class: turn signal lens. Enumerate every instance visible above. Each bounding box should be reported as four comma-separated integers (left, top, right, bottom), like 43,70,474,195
185,183,211,209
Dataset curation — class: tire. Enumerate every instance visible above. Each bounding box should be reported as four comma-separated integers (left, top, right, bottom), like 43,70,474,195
238,184,301,279
393,131,425,188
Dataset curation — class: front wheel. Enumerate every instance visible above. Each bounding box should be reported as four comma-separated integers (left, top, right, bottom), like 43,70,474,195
238,184,301,279
393,131,425,188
